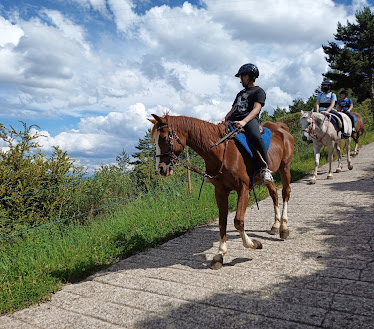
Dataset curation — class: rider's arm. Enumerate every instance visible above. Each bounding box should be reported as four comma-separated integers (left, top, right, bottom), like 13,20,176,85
336,104,341,112
348,102,353,112
235,102,262,128
315,99,320,112
326,100,335,113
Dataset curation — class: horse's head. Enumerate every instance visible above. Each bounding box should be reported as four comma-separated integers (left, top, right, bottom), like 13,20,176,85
149,114,185,177
300,110,314,144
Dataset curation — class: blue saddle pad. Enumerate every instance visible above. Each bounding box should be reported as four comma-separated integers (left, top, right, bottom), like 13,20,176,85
352,114,357,126
229,124,272,157
328,115,340,127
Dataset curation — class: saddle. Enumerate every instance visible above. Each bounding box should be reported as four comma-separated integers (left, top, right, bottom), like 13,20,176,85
228,123,272,158
323,111,355,136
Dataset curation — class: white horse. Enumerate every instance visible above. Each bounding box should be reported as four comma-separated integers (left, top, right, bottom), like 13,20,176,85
300,110,353,184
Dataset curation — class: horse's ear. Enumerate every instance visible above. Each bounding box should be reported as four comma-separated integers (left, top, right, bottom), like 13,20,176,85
300,110,304,115
148,118,157,124
151,114,166,124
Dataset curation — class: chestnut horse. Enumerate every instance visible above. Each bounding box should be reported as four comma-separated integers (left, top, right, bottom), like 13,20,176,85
149,114,294,269
350,112,366,156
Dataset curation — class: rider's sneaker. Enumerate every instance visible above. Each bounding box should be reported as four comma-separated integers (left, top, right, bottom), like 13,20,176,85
352,127,356,132
261,168,273,184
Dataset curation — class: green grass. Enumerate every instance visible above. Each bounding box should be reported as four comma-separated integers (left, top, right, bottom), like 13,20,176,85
1,127,374,315
0,180,237,314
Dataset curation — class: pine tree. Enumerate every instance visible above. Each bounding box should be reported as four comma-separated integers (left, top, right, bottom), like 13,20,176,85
130,129,157,190
323,7,374,120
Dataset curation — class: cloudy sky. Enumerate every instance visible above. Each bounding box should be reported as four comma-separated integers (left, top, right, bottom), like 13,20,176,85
0,0,372,170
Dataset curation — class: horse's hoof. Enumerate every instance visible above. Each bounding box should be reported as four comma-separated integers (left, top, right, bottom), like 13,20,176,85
327,175,333,180
348,164,353,170
210,254,223,270
280,229,289,240
253,239,263,249
336,168,342,173
269,227,279,235
309,178,316,184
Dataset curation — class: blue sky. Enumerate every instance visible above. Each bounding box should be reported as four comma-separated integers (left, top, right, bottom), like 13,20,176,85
0,0,372,171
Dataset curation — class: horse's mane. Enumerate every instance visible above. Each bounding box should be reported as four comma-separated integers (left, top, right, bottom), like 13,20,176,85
152,115,226,150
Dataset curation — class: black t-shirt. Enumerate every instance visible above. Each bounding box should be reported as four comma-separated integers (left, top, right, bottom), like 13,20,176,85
229,86,266,121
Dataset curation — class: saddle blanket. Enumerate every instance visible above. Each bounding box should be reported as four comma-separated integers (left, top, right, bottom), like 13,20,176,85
228,123,272,157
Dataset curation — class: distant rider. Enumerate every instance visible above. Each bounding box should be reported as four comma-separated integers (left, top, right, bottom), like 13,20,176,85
336,89,355,132
316,79,350,139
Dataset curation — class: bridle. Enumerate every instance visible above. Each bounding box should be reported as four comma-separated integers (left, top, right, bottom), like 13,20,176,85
155,123,229,180
155,124,184,167
301,113,331,145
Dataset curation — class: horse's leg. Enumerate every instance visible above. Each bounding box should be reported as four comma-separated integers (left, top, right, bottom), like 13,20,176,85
279,162,291,240
335,141,342,173
267,182,281,236
211,188,229,270
310,142,321,184
353,134,359,156
346,138,353,170
327,142,335,179
235,186,262,250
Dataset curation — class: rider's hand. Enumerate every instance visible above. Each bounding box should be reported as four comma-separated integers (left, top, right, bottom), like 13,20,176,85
234,120,245,129
219,118,226,125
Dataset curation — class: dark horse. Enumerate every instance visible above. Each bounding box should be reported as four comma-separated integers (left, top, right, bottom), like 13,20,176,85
149,114,294,269
350,112,366,156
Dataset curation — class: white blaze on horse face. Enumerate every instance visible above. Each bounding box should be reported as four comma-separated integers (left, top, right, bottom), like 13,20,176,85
155,130,174,176
155,130,161,173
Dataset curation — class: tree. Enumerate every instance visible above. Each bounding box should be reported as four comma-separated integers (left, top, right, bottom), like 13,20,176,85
289,96,316,114
272,107,288,121
259,110,272,123
130,129,158,190
323,7,374,120
0,122,85,235
116,149,131,172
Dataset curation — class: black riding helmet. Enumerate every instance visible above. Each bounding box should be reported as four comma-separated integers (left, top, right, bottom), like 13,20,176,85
340,89,348,95
321,79,334,88
235,63,259,79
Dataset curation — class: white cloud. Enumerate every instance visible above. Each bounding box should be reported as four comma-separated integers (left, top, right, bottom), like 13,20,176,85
0,0,358,170
0,17,24,47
